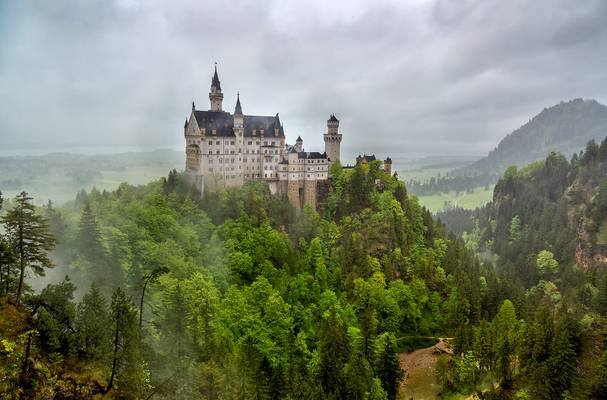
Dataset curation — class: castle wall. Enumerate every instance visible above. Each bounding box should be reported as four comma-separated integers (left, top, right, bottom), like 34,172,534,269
303,180,317,209
287,180,303,209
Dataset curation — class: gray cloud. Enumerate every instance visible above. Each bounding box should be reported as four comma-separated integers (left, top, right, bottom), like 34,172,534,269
1,0,606,160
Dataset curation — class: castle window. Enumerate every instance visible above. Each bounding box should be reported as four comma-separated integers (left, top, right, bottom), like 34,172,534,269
216,141,220,145
256,141,260,145
231,141,235,145
248,141,252,145
216,150,220,154
219,158,223,163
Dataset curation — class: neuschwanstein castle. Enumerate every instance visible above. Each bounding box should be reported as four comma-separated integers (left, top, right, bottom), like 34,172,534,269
184,66,390,208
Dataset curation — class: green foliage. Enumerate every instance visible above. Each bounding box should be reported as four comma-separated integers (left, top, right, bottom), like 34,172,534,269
536,250,558,276
77,283,111,361
0,167,496,398
1,191,56,302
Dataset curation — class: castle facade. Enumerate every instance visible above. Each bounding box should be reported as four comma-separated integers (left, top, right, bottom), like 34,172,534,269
184,67,342,208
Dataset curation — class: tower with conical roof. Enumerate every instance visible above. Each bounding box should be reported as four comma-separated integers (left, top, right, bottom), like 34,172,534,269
234,92,243,129
324,114,342,167
295,136,303,152
209,64,223,111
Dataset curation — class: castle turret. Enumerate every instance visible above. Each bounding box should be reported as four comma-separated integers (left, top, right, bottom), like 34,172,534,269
384,157,392,175
324,114,342,167
234,92,243,129
209,64,223,111
295,136,303,152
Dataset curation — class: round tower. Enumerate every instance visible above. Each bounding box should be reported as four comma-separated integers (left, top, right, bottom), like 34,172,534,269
209,64,223,111
323,114,342,166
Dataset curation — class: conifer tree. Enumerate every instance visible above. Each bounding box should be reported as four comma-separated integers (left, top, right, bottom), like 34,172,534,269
106,287,145,398
0,237,16,295
376,334,403,400
77,283,111,360
77,201,105,262
1,192,56,302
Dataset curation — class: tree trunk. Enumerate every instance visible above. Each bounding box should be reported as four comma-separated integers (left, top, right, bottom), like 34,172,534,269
19,332,32,387
139,277,150,330
105,318,120,393
16,223,25,303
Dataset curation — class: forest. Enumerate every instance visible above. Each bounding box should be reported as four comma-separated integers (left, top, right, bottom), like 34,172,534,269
2,150,607,399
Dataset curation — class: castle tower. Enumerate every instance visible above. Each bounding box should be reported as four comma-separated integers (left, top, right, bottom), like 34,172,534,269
324,114,342,166
384,157,392,175
209,64,223,111
234,92,243,129
295,136,303,152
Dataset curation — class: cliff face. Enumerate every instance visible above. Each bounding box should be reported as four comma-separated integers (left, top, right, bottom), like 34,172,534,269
457,99,607,178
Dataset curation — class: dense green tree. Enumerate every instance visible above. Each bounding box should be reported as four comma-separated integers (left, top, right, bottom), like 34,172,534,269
1,192,56,302
536,250,558,276
106,287,146,398
375,334,403,400
36,277,78,359
76,283,111,360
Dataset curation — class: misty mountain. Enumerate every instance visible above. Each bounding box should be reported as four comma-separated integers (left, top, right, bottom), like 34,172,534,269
456,98,607,177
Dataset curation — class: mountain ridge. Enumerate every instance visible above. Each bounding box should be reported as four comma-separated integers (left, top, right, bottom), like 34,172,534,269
456,98,607,177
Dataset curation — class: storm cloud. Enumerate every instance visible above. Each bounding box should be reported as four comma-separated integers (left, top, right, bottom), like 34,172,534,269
1,0,607,160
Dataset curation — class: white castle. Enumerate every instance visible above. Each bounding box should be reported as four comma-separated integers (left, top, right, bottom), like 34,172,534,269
184,66,343,208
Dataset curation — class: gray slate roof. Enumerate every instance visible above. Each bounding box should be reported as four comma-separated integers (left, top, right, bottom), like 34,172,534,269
192,110,285,138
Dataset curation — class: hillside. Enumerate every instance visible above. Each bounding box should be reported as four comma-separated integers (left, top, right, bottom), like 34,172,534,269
434,142,607,398
0,161,489,399
458,98,607,178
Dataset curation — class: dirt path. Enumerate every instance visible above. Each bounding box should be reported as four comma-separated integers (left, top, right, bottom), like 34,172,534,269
398,339,452,400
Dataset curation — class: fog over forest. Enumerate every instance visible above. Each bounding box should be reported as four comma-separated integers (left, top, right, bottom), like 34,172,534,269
3,1,607,399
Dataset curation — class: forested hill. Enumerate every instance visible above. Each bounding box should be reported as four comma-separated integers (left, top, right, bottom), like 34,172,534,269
457,98,607,178
0,162,492,399
432,140,607,398
464,139,607,281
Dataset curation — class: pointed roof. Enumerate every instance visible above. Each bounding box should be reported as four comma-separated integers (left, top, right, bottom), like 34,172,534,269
211,64,221,90
184,118,188,128
234,92,242,115
296,136,303,142
328,114,339,123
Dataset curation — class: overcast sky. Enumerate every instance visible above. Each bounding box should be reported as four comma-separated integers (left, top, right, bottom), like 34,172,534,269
1,0,607,159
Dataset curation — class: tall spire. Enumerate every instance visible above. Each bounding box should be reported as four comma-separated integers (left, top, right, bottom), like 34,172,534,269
211,63,221,91
209,63,223,111
234,91,242,115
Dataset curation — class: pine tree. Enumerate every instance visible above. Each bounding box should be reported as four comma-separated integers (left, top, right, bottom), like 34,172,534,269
319,307,349,398
376,335,403,400
0,238,16,295
77,201,105,262
77,283,111,360
106,287,145,398
546,314,578,398
591,348,607,398
1,192,56,302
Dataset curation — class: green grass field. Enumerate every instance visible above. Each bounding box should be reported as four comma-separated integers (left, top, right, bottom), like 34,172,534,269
416,186,494,213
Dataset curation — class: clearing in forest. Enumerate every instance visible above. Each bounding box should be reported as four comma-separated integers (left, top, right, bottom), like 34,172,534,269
398,339,452,400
